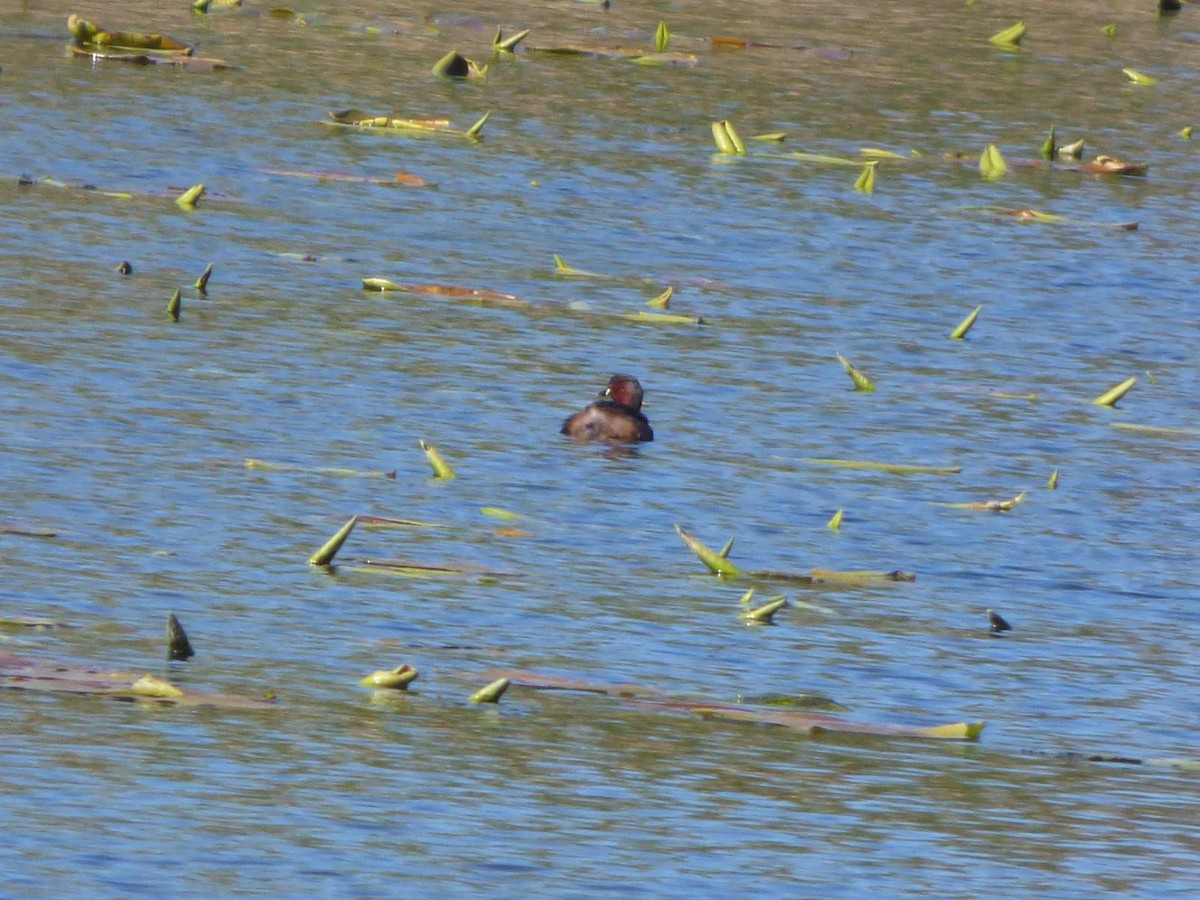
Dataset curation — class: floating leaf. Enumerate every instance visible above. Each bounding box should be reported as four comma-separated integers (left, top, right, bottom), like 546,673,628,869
308,516,358,566
68,14,191,52
979,144,1007,179
936,491,1027,511
325,109,488,141
1112,422,1200,437
743,596,788,625
166,613,194,661
989,20,1026,47
853,161,877,194
492,28,530,52
950,305,982,339
481,507,520,521
243,458,396,479
419,440,456,479
674,525,743,578
175,183,205,209
356,515,448,528
470,677,510,704
194,262,213,293
1039,126,1057,160
858,148,907,160
836,353,875,392
166,288,181,322
646,286,673,309
827,508,844,531
1093,376,1136,407
737,587,756,607
810,569,916,584
689,703,985,741
131,675,184,698
801,458,962,476
360,665,418,690
1122,68,1156,86
752,132,788,142
620,311,705,326
1101,23,1117,36
1181,126,1194,140
1046,468,1059,489
552,254,605,278
655,21,670,53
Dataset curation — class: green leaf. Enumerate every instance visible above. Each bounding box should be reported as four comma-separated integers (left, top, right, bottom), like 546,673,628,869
470,677,510,704
655,21,670,53
646,286,673,309
1092,376,1136,408
950,305,982,340
674,524,743,578
1122,68,1156,86
836,353,875,392
979,144,1007,179
308,516,358,566
711,121,739,155
175,183,205,209
1039,126,1057,160
1100,23,1117,36
166,288,182,322
1046,468,1059,489
801,458,962,476
853,161,877,194
826,508,844,531
493,28,530,52
989,20,1026,47
419,439,456,478
194,262,213,293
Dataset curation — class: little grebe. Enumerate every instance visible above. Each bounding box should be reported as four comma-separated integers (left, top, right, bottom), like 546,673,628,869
561,374,654,444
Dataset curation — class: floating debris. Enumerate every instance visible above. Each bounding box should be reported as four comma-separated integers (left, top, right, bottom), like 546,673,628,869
166,613,195,661
988,609,1013,635
1081,156,1148,176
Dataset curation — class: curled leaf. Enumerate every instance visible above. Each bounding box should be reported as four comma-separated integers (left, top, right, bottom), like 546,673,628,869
743,596,788,625
979,144,1007,179
1122,68,1156,86
167,613,195,661
194,262,213,293
853,161,877,194
175,183,205,209
646,286,673,309
166,288,181,322
826,508,844,531
989,20,1026,47
470,677,510,704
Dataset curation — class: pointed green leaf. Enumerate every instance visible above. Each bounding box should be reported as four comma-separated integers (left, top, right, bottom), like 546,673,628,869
1101,23,1117,36
194,262,213,293
980,144,1007,179
711,121,738,155
175,183,205,209
836,353,875,392
308,516,358,566
470,677,510,704
1046,468,1059,489
655,21,670,53
827,508,844,531
465,110,490,138
853,161,877,194
494,28,530,52
950,305,982,340
646,286,673,309
166,288,181,322
989,20,1026,47
1122,68,1156,86
1039,126,1057,160
419,439,456,478
674,524,743,578
723,120,746,155
1092,376,1136,408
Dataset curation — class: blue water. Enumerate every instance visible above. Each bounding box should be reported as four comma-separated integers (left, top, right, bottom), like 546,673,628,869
3,1,1200,895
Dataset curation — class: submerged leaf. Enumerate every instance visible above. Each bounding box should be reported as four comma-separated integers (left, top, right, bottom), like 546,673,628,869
950,305,982,339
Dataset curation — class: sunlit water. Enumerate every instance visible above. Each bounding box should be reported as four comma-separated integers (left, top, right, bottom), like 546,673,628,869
2,0,1200,894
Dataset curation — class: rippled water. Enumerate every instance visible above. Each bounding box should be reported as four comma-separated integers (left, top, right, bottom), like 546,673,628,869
3,0,1200,894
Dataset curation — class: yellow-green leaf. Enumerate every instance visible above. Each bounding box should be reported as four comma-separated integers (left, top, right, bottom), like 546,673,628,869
308,516,358,566
470,677,510,704
646,286,673,309
1122,68,1156,86
175,183,205,209
1092,376,1136,407
674,524,743,578
655,21,670,53
979,144,1007,179
989,20,1026,47
1039,126,1057,160
853,161,877,194
166,288,181,322
827,508,844,531
836,353,875,392
802,458,962,476
419,439,456,478
950,305,982,339
1046,468,1059,489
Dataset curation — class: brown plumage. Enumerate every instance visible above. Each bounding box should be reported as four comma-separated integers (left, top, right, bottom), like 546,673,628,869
561,374,654,444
